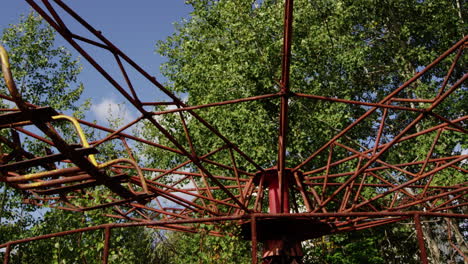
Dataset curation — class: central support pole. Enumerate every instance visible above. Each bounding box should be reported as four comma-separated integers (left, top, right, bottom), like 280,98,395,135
278,0,294,214
258,169,303,263
268,2,297,261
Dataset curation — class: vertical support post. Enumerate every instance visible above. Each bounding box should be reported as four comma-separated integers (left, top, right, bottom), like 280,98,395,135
259,169,303,262
414,214,428,264
251,216,258,264
268,171,290,214
102,227,111,264
277,0,294,212
3,244,11,264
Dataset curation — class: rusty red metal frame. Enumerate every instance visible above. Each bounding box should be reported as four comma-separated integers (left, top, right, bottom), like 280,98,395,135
0,0,466,263
1,213,466,263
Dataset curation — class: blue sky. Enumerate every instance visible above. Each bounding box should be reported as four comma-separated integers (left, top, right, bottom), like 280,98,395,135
1,1,192,125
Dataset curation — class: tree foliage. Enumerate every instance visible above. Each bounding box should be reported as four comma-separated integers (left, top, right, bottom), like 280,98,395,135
151,0,466,175
0,0,465,262
0,11,86,244
151,0,466,263
0,12,84,111
0,13,158,264
161,226,251,264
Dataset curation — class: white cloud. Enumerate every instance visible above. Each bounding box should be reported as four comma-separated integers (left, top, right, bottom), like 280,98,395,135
150,170,199,210
91,97,136,126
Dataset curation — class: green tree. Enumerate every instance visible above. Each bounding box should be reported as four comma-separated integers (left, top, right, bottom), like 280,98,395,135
0,11,85,241
0,11,86,260
0,13,159,264
162,226,251,264
151,0,466,263
0,13,84,111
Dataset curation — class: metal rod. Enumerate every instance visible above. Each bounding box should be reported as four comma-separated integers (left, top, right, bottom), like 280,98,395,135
152,93,280,116
3,244,11,264
322,144,334,199
436,46,464,97
317,86,467,211
414,214,428,264
350,157,467,211
303,114,467,177
293,171,312,212
1,211,467,249
251,216,258,264
277,0,294,214
446,219,468,261
373,108,388,155
295,93,426,113
229,148,245,203
102,227,111,264
294,35,468,172
304,155,464,179
30,0,265,173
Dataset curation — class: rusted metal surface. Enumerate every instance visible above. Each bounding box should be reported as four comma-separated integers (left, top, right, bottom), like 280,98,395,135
0,213,466,260
3,244,11,264
254,168,304,261
0,0,465,263
414,215,428,264
277,0,294,215
251,216,258,264
102,227,111,264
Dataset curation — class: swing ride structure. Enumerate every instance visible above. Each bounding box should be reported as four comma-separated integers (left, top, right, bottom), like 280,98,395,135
0,0,467,263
